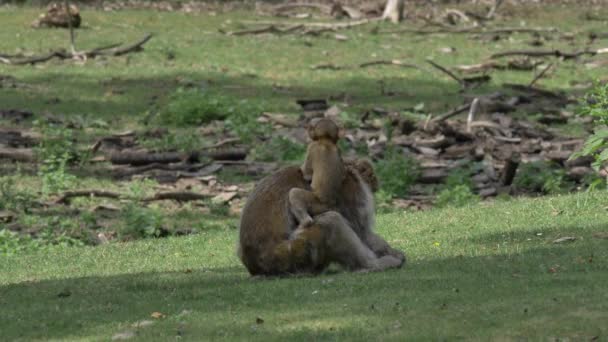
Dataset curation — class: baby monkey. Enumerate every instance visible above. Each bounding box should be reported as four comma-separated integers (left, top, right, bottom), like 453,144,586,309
289,118,345,227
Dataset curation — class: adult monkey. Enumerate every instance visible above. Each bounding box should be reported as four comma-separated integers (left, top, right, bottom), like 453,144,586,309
238,158,405,276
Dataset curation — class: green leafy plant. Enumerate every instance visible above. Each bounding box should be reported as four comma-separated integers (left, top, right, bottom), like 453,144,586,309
375,147,420,198
250,136,305,162
223,100,270,144
118,204,166,240
435,185,480,208
159,88,269,143
571,83,608,172
34,120,76,162
513,161,573,194
159,88,231,126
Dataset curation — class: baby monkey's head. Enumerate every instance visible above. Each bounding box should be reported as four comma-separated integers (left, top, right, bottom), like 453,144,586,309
307,118,340,143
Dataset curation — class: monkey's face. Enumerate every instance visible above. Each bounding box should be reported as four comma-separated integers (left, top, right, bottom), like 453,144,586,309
307,118,340,143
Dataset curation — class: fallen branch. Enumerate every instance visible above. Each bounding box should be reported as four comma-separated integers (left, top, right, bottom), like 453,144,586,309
142,191,210,203
54,189,212,204
0,33,153,65
201,137,241,150
431,103,471,123
360,59,421,69
109,148,248,166
112,162,221,179
311,63,345,70
503,83,567,100
528,63,554,87
223,25,303,36
110,151,186,166
380,26,558,36
55,190,123,204
491,48,597,60
99,33,153,56
0,147,35,162
426,59,464,87
232,19,378,36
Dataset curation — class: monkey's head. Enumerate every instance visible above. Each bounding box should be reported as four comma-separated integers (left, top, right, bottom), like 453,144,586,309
307,118,341,143
344,158,379,193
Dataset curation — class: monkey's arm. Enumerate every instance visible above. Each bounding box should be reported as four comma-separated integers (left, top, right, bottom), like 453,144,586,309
301,146,314,181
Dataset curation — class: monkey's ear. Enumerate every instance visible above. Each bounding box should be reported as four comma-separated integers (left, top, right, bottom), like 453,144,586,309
338,126,347,139
307,117,321,128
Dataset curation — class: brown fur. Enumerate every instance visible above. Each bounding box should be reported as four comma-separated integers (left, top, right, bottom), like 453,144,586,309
238,159,405,276
289,118,345,226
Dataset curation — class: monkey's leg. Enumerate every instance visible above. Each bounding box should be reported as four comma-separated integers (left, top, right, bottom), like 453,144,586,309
365,232,406,265
288,188,316,227
262,225,327,275
315,211,402,271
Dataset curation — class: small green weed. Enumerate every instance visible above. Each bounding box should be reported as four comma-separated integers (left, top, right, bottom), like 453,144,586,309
435,184,480,208
34,121,78,196
435,164,482,207
38,152,77,196
0,220,85,255
444,164,480,189
375,147,420,198
0,229,41,255
34,120,76,162
0,175,36,212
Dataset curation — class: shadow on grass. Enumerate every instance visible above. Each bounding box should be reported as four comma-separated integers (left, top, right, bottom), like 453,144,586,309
1,234,606,340
3,69,520,121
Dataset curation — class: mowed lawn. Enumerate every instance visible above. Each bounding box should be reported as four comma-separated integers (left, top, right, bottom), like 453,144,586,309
1,191,607,341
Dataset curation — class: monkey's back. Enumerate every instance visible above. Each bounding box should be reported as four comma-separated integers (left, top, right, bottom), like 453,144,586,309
238,166,308,274
309,142,345,204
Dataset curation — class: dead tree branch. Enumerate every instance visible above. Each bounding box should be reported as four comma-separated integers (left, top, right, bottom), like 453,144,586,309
0,33,153,65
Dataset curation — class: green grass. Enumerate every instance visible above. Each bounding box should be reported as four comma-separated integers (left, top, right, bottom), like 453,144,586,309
1,191,607,341
2,5,608,340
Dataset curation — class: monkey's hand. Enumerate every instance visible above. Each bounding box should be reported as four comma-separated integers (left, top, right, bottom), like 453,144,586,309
301,167,313,182
299,216,314,228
